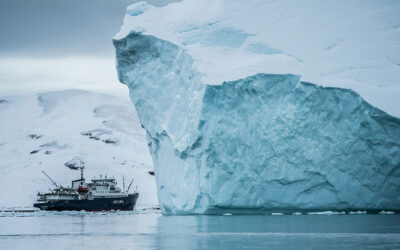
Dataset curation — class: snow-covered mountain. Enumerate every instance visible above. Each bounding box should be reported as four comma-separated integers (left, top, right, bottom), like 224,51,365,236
0,90,157,209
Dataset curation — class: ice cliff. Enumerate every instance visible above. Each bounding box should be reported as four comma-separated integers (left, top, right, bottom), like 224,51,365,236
114,1,400,214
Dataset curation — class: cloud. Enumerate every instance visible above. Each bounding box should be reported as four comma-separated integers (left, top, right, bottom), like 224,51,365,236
0,56,129,98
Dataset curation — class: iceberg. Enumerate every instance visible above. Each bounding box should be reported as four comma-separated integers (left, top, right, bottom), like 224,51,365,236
113,1,400,214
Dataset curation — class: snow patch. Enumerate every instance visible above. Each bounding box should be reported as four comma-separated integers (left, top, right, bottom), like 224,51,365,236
115,0,400,117
126,2,149,16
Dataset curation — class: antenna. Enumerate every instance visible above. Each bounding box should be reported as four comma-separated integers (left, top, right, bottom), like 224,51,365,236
123,176,125,192
41,170,59,188
126,178,134,193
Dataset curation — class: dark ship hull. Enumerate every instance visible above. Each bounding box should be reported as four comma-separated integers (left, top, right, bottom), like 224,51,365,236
34,193,139,211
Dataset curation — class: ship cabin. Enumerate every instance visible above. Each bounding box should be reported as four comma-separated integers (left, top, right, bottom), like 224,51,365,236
88,177,125,198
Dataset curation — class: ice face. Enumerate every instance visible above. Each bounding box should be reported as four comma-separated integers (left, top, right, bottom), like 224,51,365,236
114,32,400,214
113,1,400,214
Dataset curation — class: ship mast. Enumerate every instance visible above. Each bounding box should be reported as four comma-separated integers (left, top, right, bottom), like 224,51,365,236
123,176,125,192
80,167,85,180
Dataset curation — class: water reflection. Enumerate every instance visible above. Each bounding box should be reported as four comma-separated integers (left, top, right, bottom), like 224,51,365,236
0,212,399,249
155,215,400,250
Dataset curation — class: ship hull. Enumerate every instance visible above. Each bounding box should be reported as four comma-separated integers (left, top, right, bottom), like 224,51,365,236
34,193,139,211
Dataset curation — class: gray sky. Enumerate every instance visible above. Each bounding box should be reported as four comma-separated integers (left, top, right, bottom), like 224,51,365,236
0,0,178,97
0,0,177,57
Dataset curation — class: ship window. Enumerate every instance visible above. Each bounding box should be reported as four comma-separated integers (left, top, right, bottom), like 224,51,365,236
81,181,83,185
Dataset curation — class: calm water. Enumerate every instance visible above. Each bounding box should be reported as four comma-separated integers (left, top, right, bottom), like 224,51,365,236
0,211,399,250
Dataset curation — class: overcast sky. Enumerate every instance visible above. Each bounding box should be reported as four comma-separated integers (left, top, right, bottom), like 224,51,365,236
0,0,178,97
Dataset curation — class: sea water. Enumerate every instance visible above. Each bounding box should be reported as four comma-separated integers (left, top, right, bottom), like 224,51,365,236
0,210,399,249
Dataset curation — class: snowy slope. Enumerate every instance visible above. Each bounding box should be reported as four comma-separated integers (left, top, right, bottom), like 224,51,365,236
0,90,156,209
115,0,400,117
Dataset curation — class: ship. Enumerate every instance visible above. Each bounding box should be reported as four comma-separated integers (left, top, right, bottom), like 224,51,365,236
34,168,139,211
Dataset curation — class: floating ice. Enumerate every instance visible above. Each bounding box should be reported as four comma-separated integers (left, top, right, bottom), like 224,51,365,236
307,211,346,215
349,211,367,215
114,0,400,215
379,211,395,215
